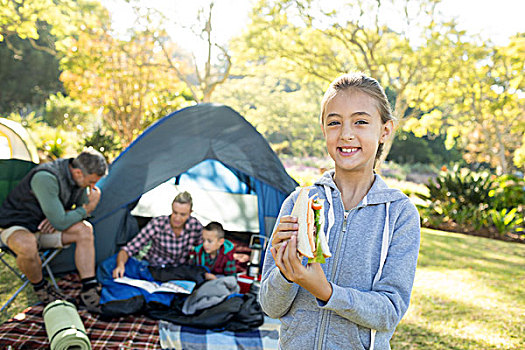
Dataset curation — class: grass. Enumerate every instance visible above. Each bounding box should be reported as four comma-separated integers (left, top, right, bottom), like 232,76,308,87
0,252,39,324
1,228,524,349
391,228,525,349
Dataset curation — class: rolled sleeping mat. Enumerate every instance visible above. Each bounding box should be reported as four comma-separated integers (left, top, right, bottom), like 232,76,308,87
43,300,92,350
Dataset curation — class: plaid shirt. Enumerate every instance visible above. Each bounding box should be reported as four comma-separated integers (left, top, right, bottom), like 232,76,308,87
192,239,237,275
199,251,237,275
123,215,203,267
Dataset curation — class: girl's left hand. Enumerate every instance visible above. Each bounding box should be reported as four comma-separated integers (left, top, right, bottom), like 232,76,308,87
271,235,333,302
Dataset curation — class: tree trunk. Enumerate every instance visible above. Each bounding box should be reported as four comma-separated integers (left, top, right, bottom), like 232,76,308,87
494,126,508,174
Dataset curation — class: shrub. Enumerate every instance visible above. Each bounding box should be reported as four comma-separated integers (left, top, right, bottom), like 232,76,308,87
490,208,524,236
418,164,493,208
44,93,95,130
418,165,523,238
489,174,525,211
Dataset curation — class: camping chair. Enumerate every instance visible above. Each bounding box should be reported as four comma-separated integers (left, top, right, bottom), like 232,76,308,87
0,244,61,312
0,159,62,313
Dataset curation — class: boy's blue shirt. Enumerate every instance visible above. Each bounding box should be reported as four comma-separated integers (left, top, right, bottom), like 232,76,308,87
259,172,421,350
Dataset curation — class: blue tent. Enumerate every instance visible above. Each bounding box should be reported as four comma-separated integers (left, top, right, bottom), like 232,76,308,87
51,103,298,273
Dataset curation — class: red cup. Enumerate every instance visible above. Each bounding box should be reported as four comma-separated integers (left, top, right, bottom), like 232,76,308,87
237,274,254,294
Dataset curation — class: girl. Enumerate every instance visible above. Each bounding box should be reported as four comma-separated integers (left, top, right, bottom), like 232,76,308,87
259,73,420,350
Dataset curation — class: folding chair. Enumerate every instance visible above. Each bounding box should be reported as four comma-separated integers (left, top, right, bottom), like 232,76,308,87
0,159,62,313
0,243,62,313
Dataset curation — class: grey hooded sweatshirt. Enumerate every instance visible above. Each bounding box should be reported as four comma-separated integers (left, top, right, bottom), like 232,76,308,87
259,172,420,350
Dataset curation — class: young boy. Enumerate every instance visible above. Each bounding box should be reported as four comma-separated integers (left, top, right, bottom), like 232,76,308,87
193,221,236,280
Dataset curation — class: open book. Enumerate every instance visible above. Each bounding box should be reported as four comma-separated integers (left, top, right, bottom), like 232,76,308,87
114,276,196,294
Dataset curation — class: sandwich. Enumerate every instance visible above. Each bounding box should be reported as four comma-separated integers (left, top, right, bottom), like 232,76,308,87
290,188,332,263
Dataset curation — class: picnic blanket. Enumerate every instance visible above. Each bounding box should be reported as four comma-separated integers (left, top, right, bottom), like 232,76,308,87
0,274,160,350
1,273,281,350
159,316,280,350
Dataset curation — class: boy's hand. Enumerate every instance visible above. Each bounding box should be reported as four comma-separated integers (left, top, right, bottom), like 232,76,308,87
271,235,332,302
271,215,298,251
205,272,217,280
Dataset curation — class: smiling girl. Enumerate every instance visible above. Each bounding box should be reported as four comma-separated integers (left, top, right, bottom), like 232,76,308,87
259,73,421,350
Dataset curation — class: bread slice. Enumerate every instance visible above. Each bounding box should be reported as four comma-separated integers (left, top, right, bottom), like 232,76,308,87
317,206,332,258
291,188,315,258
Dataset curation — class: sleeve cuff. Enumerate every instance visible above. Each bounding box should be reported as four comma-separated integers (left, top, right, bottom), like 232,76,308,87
280,271,294,284
122,246,133,256
317,282,353,310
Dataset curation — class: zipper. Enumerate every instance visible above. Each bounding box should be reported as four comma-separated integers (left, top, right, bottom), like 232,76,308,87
329,208,354,284
316,204,364,350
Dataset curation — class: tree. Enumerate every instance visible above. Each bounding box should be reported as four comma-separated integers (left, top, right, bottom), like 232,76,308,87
0,0,105,114
0,0,112,159
60,24,189,146
432,34,525,173
0,28,62,114
233,0,474,165
124,0,233,103
387,130,462,165
214,74,325,157
0,0,104,56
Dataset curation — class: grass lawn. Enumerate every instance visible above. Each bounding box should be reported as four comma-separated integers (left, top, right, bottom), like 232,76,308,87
392,228,525,349
1,228,524,349
0,251,39,324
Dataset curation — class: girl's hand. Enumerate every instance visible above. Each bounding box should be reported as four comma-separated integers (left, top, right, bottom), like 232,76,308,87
271,215,298,251
271,235,333,302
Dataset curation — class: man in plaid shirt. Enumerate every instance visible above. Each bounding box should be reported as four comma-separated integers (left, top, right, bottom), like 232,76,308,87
112,191,203,279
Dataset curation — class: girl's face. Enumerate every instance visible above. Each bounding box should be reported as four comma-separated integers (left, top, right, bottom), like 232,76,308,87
322,90,392,175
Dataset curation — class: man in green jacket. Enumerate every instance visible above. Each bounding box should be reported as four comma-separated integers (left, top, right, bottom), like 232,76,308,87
0,149,107,313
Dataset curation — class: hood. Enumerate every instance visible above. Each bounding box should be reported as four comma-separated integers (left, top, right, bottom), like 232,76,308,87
222,239,235,254
315,170,408,206
195,238,234,255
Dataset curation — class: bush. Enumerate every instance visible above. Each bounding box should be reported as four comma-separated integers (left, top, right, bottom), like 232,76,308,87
489,174,525,211
490,208,524,236
44,93,95,130
418,165,524,239
420,165,493,206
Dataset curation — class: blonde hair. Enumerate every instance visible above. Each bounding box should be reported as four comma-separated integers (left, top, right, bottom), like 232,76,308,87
173,191,193,209
320,72,396,167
